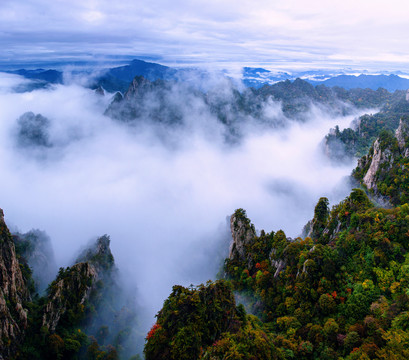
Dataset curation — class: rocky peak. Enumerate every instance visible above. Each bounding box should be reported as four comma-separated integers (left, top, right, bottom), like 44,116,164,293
111,91,123,103
95,85,105,96
16,111,52,148
42,262,97,332
229,209,256,261
395,117,409,155
0,209,30,358
42,235,115,333
360,136,395,191
75,235,115,273
124,75,153,100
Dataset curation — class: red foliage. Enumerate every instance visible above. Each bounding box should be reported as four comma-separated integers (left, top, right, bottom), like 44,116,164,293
255,263,261,269
147,323,161,340
331,291,337,299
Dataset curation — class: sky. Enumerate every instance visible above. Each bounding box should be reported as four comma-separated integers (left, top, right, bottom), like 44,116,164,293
1,0,409,71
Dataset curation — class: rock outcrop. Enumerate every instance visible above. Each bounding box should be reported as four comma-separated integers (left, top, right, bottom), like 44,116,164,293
361,139,394,190
16,112,52,148
124,75,157,100
75,234,114,273
354,117,409,205
229,209,256,261
42,235,114,333
395,118,409,156
0,209,30,359
42,262,97,332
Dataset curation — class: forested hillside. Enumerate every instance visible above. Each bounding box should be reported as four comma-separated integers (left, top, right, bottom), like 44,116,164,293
1,220,140,360
145,114,409,359
325,91,409,159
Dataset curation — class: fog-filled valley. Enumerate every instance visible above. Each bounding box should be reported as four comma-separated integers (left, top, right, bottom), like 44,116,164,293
0,70,385,358
0,75,365,306
4,0,409,357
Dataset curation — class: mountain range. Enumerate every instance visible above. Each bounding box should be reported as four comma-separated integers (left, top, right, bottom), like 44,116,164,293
3,59,409,93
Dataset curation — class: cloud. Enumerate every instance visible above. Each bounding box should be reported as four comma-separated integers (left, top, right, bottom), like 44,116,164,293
0,1,409,70
0,73,367,335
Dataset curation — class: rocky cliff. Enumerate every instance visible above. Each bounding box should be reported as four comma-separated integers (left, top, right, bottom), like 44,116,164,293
228,209,290,282
0,211,139,359
0,209,30,359
395,117,409,155
229,209,256,261
360,138,394,191
42,235,115,333
354,117,409,205
42,262,97,332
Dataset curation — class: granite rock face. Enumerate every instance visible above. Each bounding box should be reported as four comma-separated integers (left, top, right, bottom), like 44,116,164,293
229,209,256,261
361,139,394,190
42,262,97,332
0,209,30,359
355,117,409,197
42,235,115,333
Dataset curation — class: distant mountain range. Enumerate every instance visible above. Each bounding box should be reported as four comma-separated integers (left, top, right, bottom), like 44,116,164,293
3,59,409,93
242,67,409,91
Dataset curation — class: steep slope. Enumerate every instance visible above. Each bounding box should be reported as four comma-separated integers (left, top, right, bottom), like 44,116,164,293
2,229,139,360
354,116,409,205
0,209,30,359
223,189,409,358
150,180,409,359
325,91,409,160
16,235,121,359
144,281,275,360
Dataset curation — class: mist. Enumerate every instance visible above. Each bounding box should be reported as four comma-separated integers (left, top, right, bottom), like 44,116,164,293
0,72,366,335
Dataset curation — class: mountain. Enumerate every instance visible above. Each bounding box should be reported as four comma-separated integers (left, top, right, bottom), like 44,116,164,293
5,59,409,94
312,74,409,92
0,209,31,359
353,116,409,206
243,67,409,91
143,81,409,358
8,69,63,84
148,183,409,358
324,90,409,160
90,59,177,93
0,211,140,359
105,74,398,142
103,59,176,84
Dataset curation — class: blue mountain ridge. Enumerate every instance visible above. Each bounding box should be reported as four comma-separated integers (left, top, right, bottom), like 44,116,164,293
3,59,409,92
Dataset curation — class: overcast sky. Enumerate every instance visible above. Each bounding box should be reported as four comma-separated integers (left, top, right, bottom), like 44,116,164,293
1,0,409,71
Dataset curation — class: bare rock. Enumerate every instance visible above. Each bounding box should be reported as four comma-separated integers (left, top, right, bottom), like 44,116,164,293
229,209,256,261
0,209,30,358
42,262,97,332
363,139,394,190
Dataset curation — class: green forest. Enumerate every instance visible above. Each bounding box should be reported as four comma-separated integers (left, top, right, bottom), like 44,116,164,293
144,102,409,359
